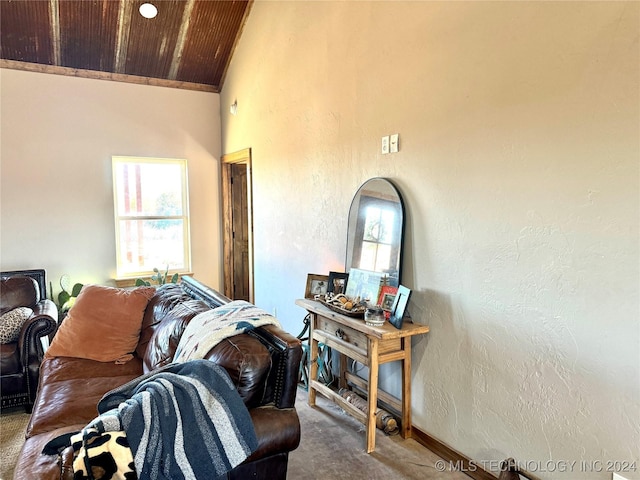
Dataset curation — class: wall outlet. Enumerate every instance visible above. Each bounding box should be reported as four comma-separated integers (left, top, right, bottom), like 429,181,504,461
381,135,390,154
390,133,399,153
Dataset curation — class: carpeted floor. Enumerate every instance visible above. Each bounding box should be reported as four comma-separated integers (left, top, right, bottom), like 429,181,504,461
0,407,30,480
290,388,470,479
0,388,470,480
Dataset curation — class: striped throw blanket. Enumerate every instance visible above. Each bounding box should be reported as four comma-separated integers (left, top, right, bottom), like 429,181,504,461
174,300,281,363
87,360,258,480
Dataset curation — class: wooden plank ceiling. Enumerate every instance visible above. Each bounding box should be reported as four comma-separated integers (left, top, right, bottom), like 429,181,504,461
0,0,252,92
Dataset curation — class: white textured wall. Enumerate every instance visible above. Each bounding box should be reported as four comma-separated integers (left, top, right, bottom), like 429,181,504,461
0,70,223,291
221,1,639,478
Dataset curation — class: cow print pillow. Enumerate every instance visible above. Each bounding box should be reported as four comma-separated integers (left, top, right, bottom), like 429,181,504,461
0,307,33,344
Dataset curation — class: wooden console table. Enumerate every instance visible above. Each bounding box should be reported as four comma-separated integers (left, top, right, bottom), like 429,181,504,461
295,298,430,453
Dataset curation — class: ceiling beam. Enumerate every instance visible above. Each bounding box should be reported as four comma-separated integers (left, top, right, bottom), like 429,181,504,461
49,0,61,65
0,60,218,93
168,0,196,80
114,0,133,74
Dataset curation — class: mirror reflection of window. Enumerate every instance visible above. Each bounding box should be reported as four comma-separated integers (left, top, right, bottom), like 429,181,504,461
360,205,395,271
346,178,404,287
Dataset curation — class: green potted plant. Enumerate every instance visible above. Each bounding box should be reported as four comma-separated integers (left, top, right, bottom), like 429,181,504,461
135,266,179,287
49,274,84,317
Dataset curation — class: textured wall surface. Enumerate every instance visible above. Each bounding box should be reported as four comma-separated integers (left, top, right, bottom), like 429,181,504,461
221,2,639,478
0,70,222,290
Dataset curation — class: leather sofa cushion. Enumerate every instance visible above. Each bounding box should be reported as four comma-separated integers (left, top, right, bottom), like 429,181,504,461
136,283,192,358
0,276,39,314
14,426,87,480
27,356,143,438
46,285,155,364
143,299,211,372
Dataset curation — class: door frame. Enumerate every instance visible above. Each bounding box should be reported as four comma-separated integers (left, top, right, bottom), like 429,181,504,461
221,148,254,302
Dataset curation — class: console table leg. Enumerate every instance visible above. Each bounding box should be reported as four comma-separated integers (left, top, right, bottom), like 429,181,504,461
366,338,379,453
339,352,348,390
401,336,412,439
308,314,318,407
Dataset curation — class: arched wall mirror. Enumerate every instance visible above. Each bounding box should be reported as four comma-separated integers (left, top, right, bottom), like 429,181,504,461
345,178,405,287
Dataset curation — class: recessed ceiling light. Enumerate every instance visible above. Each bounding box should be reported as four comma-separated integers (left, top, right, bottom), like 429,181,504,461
139,3,158,19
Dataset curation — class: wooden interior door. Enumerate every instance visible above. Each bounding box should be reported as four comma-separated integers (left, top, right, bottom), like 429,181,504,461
222,149,253,301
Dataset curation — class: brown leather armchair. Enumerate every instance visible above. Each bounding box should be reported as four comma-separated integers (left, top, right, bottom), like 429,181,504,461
1,269,58,411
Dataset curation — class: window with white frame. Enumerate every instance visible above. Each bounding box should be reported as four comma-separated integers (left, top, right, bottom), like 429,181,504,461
112,156,191,278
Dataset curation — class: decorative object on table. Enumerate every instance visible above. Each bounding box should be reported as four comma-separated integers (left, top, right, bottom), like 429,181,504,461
364,305,385,327
304,274,329,299
318,293,367,317
344,268,387,306
49,274,84,316
377,285,398,319
135,265,179,286
327,271,349,295
388,284,411,329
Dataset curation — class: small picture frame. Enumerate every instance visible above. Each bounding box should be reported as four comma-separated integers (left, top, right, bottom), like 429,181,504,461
388,285,411,329
327,271,349,295
305,274,329,299
377,285,398,319
344,268,387,304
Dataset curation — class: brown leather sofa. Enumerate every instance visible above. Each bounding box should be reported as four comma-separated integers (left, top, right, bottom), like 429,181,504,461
14,276,303,480
1,269,58,411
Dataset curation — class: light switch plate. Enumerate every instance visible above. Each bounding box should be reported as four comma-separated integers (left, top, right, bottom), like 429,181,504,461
382,136,390,154
390,134,399,153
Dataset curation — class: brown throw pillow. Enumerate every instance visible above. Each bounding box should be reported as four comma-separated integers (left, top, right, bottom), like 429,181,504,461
46,284,156,364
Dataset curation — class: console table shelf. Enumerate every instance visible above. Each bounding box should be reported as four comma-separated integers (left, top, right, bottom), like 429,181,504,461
295,298,430,453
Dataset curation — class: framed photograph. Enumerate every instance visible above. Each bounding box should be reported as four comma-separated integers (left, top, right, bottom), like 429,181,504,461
344,268,386,304
305,274,329,299
388,285,411,329
327,271,349,295
377,285,398,318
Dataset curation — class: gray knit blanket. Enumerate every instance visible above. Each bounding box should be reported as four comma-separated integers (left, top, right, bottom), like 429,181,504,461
88,360,257,480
